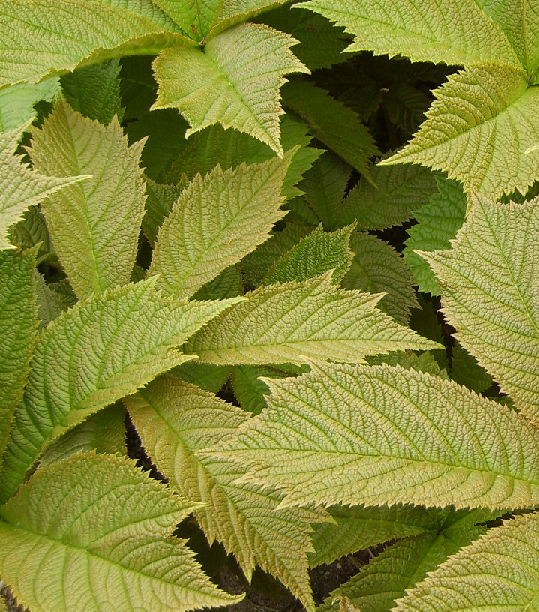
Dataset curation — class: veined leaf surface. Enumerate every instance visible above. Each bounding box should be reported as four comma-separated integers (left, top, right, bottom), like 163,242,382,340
153,22,308,154
0,452,242,612
30,100,147,299
150,156,289,299
126,376,324,611
216,362,539,510
186,272,438,365
0,78,59,132
0,278,242,503
422,194,539,424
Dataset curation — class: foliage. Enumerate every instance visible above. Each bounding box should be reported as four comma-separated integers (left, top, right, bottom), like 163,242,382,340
0,1,537,612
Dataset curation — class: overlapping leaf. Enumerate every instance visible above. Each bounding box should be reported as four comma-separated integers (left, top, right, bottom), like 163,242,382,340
0,78,59,132
215,362,539,510
0,278,241,503
29,100,147,298
126,376,324,611
422,195,539,424
186,272,438,365
0,452,242,612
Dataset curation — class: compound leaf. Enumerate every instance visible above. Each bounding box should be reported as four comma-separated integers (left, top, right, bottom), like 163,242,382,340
0,452,242,612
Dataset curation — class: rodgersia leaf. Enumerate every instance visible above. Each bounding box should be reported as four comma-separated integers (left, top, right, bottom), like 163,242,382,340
150,156,289,299
0,452,242,612
218,362,539,510
0,78,59,133
29,100,147,299
0,123,87,250
126,376,324,611
186,272,439,365
153,22,308,154
422,194,539,424
0,277,242,503
395,512,539,611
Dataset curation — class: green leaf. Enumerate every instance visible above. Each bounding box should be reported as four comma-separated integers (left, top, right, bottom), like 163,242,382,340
395,512,539,611
29,100,147,298
219,362,539,510
153,22,308,154
282,80,378,174
142,177,186,246
342,231,419,325
186,273,439,365
0,0,192,87
450,341,493,394
172,362,232,393
0,78,59,133
0,250,38,472
341,162,437,231
422,194,539,424
0,123,87,250
384,64,539,198
365,351,447,378
403,178,467,295
35,277,77,328
0,452,242,612
9,206,53,265
193,265,244,301
126,376,325,611
150,156,289,299
0,277,242,503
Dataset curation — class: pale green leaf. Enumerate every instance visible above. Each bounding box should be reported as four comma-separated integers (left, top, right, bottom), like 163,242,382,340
395,512,539,611
82,0,184,29
0,0,192,87
0,123,87,250
342,162,437,231
403,178,467,294
422,194,539,424
300,0,520,68
262,224,354,285
193,265,244,301
219,362,539,510
365,351,447,378
0,250,37,472
385,64,539,198
172,362,232,393
0,277,242,502
342,231,419,324
0,452,242,612
30,100,147,298
9,206,53,264
282,80,378,174
0,78,59,133
142,177,186,246
186,272,439,365
35,278,76,327
153,22,308,154
126,376,325,611
150,156,289,299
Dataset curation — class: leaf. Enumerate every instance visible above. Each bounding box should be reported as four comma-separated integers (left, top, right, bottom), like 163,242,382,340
365,351,447,378
0,123,87,250
186,272,439,365
219,362,539,510
29,100,147,299
9,206,53,264
0,250,37,472
395,512,539,611
153,22,308,154
126,376,324,611
150,156,290,299
341,162,437,231
0,277,242,503
385,64,539,198
142,177,186,246
172,362,232,393
0,452,242,612
422,195,539,424
450,341,493,394
0,0,192,88
342,231,419,325
403,178,467,295
0,78,59,133
282,80,378,174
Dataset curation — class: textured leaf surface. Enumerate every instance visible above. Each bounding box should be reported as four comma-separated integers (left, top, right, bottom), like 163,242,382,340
187,273,438,365
0,78,59,132
142,177,186,246
0,124,87,250
30,100,147,299
395,512,539,611
423,195,538,423
0,250,37,471
150,156,289,299
0,0,191,87
126,376,323,611
385,64,539,197
404,178,466,294
220,362,539,510
450,341,493,394
0,452,242,612
153,22,308,153
0,278,241,502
